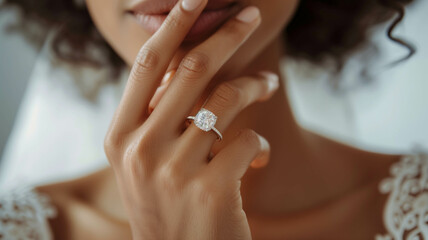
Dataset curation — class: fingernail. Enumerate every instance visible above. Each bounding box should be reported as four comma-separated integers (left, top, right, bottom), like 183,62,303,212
251,135,270,168
182,0,203,11
236,6,260,23
258,135,270,151
259,71,279,92
161,70,175,85
250,158,266,169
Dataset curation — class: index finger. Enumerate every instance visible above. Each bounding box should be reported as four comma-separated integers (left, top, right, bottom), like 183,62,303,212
112,0,208,134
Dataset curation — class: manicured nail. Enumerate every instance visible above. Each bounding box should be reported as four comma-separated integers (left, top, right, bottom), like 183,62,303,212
161,70,176,85
259,71,279,92
258,135,269,151
182,0,203,11
251,135,270,168
236,6,260,23
250,158,266,169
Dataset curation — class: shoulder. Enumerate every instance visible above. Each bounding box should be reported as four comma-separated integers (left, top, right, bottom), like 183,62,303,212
376,152,428,240
0,168,109,240
0,187,57,240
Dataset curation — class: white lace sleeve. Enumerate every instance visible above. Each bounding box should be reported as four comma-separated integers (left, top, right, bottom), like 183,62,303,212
0,187,57,240
376,153,428,240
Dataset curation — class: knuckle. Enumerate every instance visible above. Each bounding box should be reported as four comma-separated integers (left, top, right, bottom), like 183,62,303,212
134,127,158,153
180,52,210,79
121,127,158,161
123,140,143,161
122,139,156,180
158,163,181,180
190,179,222,207
156,163,184,193
238,129,261,149
123,144,146,175
134,47,161,74
103,132,125,160
211,82,244,110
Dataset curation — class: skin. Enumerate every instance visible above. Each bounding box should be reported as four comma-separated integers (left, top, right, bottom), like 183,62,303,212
37,0,403,239
85,0,298,81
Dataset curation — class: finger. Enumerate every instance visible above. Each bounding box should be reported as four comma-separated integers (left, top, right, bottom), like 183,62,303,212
148,70,176,115
147,51,189,114
111,0,208,134
183,71,279,158
208,129,271,180
149,6,261,134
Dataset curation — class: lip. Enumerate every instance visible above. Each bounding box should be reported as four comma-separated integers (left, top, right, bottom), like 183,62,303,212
130,0,237,15
128,0,240,41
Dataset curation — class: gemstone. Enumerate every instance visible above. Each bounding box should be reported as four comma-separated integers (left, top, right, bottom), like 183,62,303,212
194,108,217,132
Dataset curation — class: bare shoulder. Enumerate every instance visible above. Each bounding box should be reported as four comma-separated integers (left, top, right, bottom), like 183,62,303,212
35,167,114,240
37,167,110,195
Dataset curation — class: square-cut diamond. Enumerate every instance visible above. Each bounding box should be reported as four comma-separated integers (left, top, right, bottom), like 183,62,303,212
194,108,217,132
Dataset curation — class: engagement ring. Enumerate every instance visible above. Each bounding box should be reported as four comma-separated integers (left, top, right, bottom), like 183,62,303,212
186,108,223,141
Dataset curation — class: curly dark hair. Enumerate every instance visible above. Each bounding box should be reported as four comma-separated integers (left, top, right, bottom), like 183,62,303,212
0,0,416,81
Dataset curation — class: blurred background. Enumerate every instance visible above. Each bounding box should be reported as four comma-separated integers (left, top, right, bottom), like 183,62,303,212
0,7,38,159
0,0,427,190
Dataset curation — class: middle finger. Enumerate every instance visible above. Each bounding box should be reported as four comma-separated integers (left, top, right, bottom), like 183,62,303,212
112,0,208,133
183,71,279,159
148,6,261,134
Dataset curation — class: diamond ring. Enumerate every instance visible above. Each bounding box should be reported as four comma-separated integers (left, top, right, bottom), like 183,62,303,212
186,108,223,141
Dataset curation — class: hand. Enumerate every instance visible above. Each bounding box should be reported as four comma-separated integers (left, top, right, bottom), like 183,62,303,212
104,0,279,239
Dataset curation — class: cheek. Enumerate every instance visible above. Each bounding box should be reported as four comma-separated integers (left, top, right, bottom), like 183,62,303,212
263,0,300,31
85,0,300,75
215,0,300,78
85,0,151,66
251,0,301,51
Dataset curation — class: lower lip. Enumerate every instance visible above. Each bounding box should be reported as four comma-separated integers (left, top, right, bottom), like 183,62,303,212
132,5,237,41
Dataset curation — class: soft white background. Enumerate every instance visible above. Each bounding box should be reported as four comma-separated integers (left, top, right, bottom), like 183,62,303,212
0,7,39,158
284,0,428,153
0,0,427,190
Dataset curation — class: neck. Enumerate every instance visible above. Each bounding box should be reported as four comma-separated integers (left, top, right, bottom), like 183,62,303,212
211,35,397,217
226,36,312,215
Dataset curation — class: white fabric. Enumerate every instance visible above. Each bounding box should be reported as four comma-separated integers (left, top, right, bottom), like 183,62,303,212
376,153,428,239
0,38,128,192
0,187,56,240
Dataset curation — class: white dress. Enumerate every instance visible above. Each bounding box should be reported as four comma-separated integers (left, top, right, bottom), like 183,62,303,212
0,187,56,240
1,153,427,240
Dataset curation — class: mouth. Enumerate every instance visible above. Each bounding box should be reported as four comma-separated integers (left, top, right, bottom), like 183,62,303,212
127,1,240,42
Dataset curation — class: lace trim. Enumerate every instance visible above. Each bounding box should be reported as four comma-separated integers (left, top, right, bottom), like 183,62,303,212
0,187,57,240
376,153,428,240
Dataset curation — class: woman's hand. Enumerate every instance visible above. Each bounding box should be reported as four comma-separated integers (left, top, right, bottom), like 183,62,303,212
104,0,279,239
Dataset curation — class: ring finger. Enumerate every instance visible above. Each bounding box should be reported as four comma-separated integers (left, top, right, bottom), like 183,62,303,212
181,71,279,161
